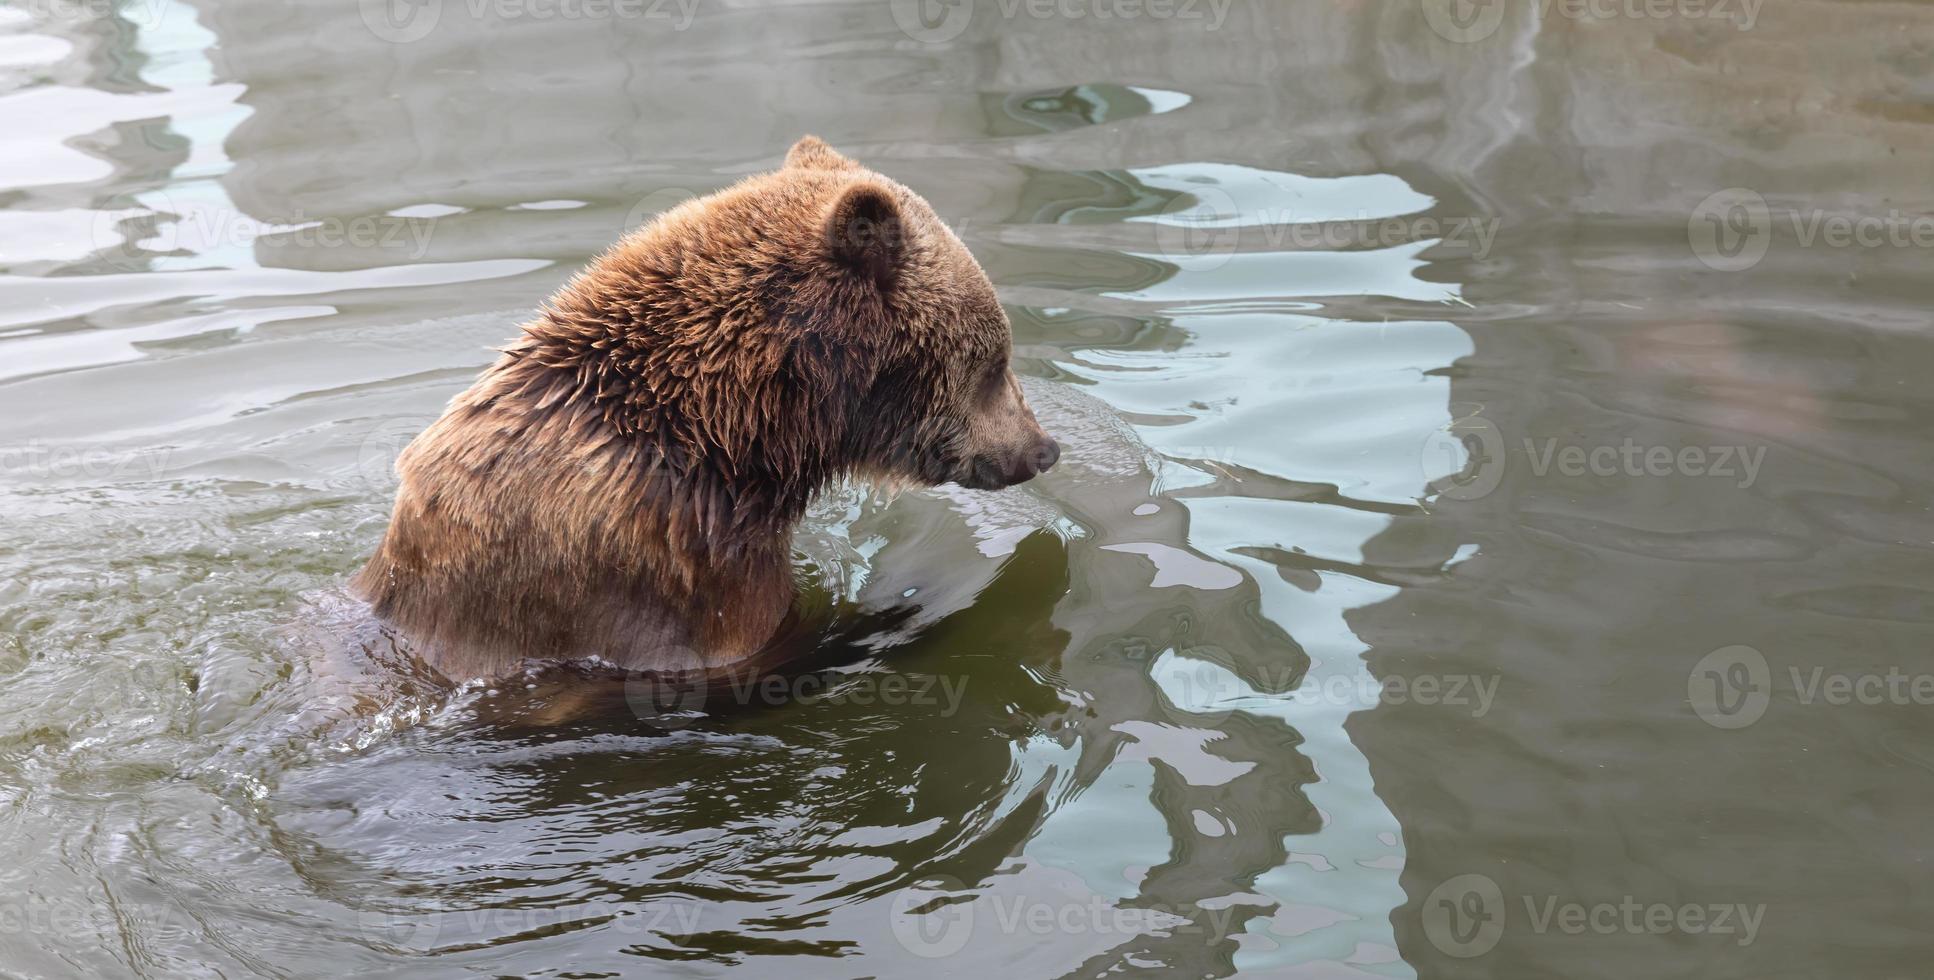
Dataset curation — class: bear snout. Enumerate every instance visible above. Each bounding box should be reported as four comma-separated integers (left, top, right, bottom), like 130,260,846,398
974,434,1059,489
1027,436,1061,478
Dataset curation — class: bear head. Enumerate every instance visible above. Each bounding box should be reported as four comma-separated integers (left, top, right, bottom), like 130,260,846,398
527,135,1060,523
802,152,1063,493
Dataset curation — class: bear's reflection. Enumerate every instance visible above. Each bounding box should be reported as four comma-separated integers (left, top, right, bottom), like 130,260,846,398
272,384,1317,975
272,530,1069,964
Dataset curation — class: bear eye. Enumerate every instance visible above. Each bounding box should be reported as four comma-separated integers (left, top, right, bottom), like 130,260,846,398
976,357,1008,401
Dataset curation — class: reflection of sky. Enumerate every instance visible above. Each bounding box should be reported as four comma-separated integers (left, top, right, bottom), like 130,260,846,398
0,0,244,224
1038,165,1472,975
4,1,297,270
1116,246,1460,305
1119,162,1459,305
1088,313,1470,505
0,74,241,189
123,0,252,271
1125,86,1192,116
1129,163,1433,227
0,2,544,387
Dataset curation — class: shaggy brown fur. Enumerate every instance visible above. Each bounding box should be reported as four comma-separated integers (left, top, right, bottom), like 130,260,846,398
353,137,1059,679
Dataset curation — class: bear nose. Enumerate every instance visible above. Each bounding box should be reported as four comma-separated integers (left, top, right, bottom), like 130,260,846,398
1034,437,1060,474
1022,436,1060,479
984,436,1060,488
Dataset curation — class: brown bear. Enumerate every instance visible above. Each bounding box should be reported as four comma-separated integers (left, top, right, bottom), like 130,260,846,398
352,136,1059,680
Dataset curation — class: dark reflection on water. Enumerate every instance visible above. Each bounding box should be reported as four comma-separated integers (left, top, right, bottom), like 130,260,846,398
272,536,1072,968
1,0,1932,977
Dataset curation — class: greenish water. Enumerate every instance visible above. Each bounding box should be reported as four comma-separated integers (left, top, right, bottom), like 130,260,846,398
2,1,1932,977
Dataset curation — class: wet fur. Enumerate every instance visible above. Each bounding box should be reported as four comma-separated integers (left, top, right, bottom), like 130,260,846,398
353,137,1051,679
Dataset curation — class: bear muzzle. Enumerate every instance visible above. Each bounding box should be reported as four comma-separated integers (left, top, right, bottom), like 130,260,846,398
968,434,1060,490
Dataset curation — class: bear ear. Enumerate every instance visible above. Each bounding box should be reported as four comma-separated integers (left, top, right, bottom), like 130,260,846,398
786,135,859,171
824,181,906,293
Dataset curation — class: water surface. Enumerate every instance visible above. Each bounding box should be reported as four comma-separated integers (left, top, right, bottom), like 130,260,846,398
2,1,1931,977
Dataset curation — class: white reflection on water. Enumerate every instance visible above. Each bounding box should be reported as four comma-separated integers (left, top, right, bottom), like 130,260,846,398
1050,165,1470,975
